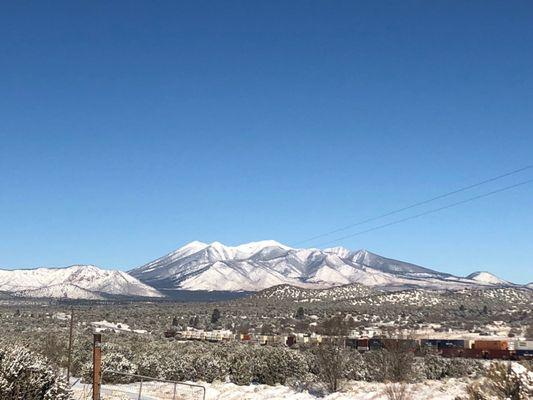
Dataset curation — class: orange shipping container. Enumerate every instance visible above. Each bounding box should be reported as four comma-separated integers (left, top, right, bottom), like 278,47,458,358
473,340,508,350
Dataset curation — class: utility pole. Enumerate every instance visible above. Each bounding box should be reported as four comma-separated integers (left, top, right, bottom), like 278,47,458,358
66,307,74,382
92,333,102,400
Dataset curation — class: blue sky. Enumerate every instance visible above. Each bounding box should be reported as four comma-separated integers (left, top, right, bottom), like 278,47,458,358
0,1,532,282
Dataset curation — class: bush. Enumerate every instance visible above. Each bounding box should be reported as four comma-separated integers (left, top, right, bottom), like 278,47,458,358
383,383,413,400
446,358,484,378
361,349,414,382
309,343,348,392
0,346,72,400
422,353,449,380
81,344,139,384
228,346,254,385
343,349,365,381
422,353,483,380
465,362,533,400
84,340,311,386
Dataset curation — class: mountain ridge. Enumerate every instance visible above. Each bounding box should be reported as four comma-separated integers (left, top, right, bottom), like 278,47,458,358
2,241,523,300
0,264,163,299
129,240,517,292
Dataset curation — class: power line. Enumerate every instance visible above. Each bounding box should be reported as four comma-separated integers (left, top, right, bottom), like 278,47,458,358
293,165,532,246
313,178,533,247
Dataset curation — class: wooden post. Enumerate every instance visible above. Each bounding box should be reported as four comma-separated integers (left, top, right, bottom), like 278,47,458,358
66,307,74,382
138,377,143,400
92,333,102,400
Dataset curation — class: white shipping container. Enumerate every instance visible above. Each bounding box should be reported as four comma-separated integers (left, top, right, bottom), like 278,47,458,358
514,340,533,350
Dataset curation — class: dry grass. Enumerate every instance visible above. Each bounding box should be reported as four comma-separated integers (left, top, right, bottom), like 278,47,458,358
383,382,413,400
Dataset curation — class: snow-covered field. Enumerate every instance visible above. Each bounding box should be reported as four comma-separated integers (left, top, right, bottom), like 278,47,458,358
73,378,471,400
202,379,470,400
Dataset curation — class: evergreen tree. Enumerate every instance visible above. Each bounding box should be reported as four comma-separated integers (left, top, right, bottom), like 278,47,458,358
211,308,221,324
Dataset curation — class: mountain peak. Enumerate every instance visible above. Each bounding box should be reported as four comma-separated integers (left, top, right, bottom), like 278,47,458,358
130,240,514,292
183,240,208,248
233,240,292,251
466,271,508,285
207,240,291,250
323,246,353,258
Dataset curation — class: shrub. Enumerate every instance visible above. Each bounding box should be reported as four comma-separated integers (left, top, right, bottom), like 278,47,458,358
362,349,414,382
383,383,413,400
465,362,533,400
422,353,483,380
423,353,449,380
0,346,72,400
81,344,139,384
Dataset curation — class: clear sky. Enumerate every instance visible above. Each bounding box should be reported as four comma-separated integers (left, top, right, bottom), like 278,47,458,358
1,1,532,283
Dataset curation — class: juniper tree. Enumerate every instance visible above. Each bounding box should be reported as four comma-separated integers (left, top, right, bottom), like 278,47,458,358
211,308,221,324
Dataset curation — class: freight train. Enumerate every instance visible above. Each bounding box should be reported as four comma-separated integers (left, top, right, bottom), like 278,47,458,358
343,338,533,360
166,328,532,360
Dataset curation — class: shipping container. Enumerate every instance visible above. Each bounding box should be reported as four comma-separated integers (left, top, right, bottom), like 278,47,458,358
439,340,467,349
345,338,358,348
357,338,370,351
514,340,533,350
516,349,533,359
473,340,508,350
381,338,418,351
421,339,441,348
369,338,384,350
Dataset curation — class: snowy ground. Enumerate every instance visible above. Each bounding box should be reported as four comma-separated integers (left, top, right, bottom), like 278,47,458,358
72,378,471,400
203,379,470,400
91,320,148,334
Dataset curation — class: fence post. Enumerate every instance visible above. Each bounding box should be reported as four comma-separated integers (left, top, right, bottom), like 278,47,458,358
138,377,143,400
92,333,102,400
66,307,75,382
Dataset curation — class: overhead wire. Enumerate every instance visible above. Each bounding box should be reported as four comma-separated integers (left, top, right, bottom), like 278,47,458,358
312,178,533,247
293,165,532,247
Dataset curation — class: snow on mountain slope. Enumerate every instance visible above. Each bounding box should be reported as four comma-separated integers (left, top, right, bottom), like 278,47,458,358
350,249,449,276
249,283,532,309
251,283,375,302
466,271,509,285
17,284,106,300
0,265,163,299
130,241,513,292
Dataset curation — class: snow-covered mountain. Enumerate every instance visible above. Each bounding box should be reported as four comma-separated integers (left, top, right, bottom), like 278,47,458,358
130,240,514,292
0,265,163,299
466,271,510,286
